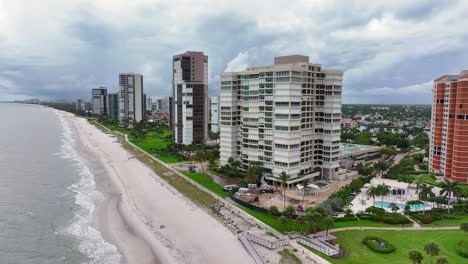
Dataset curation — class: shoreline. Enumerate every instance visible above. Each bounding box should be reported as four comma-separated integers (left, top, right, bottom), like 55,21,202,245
69,113,253,264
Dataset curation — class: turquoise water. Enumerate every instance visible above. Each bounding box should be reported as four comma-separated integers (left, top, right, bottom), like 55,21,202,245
341,143,375,154
375,201,430,211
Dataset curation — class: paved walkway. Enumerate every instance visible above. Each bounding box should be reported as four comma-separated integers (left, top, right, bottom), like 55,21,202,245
315,225,458,237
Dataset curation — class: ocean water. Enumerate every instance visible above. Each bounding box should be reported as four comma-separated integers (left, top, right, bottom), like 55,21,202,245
0,103,120,264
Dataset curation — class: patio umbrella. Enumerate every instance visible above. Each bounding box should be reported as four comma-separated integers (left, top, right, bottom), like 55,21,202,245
307,184,320,190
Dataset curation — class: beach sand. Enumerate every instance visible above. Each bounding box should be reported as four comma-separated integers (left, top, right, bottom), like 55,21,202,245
71,114,253,264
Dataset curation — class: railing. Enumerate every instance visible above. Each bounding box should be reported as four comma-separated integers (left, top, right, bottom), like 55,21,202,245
239,233,264,264
245,232,289,250
297,236,339,256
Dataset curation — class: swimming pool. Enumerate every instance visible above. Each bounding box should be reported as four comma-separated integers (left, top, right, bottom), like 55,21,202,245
341,143,375,154
375,201,430,211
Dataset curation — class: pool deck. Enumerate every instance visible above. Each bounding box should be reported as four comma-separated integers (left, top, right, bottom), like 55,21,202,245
349,188,435,214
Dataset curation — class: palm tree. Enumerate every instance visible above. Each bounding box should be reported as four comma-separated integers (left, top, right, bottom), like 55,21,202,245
366,186,379,206
409,250,424,264
296,215,306,234
278,216,288,232
377,183,390,203
424,242,440,264
194,149,206,173
322,216,334,238
311,212,323,238
414,177,423,194
419,184,435,215
439,178,461,215
374,160,390,177
279,171,290,211
300,179,310,206
436,257,448,264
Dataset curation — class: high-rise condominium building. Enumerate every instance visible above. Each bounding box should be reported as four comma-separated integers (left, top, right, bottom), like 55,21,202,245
145,96,152,112
119,73,144,126
429,70,468,183
107,93,119,121
172,51,208,145
210,96,220,133
220,55,343,184
76,99,85,112
92,87,108,115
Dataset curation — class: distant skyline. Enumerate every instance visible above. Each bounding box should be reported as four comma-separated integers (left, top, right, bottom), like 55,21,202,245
0,0,467,104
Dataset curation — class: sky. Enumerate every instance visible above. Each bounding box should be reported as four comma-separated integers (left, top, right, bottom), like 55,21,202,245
0,0,467,104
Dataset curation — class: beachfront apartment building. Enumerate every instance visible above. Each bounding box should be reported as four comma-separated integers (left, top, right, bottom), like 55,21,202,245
92,87,108,115
118,73,144,126
76,99,85,112
107,93,119,121
219,55,343,184
210,96,220,133
145,95,152,112
172,51,208,145
429,70,468,183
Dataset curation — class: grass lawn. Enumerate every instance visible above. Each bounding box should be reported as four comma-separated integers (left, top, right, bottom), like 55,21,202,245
420,214,468,227
304,230,466,264
182,172,229,198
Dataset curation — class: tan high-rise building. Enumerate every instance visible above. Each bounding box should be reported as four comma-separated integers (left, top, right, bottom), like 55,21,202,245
119,73,144,126
172,51,208,145
219,55,343,184
429,70,468,183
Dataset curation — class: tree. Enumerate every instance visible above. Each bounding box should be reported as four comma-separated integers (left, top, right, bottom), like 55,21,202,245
300,179,310,206
279,171,290,211
424,242,440,264
374,160,390,177
278,216,288,232
194,149,206,173
377,183,391,203
419,184,435,215
436,257,448,264
389,202,400,213
439,179,461,215
268,205,280,216
296,215,306,234
311,212,323,237
366,186,379,206
245,162,263,183
283,205,296,219
322,216,334,238
460,222,468,234
409,250,424,264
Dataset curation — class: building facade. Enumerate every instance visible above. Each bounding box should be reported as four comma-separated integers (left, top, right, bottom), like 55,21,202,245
210,96,220,133
219,55,343,184
145,96,152,112
76,99,85,112
107,93,119,121
172,51,208,145
119,73,144,126
92,87,108,115
429,70,468,183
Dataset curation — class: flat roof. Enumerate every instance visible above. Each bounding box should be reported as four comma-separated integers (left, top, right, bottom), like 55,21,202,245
371,178,409,189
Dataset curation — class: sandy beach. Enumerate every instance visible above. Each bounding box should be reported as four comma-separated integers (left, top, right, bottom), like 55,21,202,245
69,113,253,264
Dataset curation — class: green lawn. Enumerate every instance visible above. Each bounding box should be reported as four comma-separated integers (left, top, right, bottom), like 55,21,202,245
182,172,229,198
420,214,468,227
304,230,466,264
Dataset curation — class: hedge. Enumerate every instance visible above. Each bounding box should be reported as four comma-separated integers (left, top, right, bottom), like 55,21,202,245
457,240,468,258
362,236,396,254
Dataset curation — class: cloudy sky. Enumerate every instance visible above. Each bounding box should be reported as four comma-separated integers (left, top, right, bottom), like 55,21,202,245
1,0,467,104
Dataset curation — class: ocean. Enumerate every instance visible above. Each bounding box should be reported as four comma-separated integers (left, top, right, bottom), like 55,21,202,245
0,103,121,264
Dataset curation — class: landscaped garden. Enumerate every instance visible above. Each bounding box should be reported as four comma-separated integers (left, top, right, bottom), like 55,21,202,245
305,230,466,264
182,171,230,198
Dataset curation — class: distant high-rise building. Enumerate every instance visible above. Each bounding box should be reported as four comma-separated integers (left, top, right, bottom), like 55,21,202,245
107,93,119,121
429,70,468,183
145,96,152,112
119,73,144,126
76,99,85,112
92,87,108,115
219,55,343,184
210,96,220,133
172,51,208,145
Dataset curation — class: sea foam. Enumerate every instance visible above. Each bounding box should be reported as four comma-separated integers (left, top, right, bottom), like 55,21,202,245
55,111,121,264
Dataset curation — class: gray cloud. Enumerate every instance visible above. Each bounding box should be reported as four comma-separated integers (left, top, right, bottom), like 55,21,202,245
0,0,467,104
